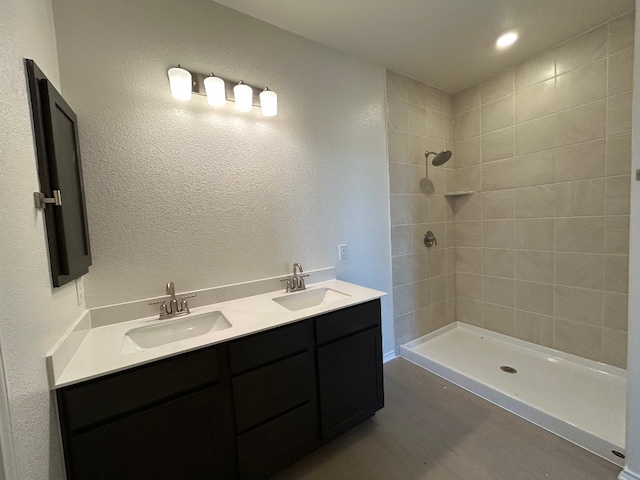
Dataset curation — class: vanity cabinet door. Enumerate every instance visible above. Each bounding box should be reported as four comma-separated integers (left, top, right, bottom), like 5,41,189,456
66,386,234,480
316,302,384,442
57,345,236,480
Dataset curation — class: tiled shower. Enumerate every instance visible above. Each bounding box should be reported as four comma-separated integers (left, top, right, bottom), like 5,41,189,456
387,11,633,368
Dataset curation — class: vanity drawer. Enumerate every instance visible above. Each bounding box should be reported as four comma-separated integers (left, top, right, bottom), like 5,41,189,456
315,299,381,344
233,350,315,433
236,401,319,480
59,346,222,431
229,319,314,374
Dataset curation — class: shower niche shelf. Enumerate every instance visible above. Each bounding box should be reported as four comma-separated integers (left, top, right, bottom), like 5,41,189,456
444,191,473,197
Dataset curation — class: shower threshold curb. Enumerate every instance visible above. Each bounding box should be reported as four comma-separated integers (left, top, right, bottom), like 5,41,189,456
399,322,626,467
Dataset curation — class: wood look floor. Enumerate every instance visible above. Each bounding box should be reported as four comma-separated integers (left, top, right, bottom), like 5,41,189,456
272,358,621,480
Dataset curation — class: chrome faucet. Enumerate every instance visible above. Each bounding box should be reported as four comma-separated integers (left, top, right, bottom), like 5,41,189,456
149,281,196,320
281,263,309,293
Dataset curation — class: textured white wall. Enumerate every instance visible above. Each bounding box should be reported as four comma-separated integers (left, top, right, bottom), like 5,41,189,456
621,3,640,478
0,0,86,478
52,0,394,353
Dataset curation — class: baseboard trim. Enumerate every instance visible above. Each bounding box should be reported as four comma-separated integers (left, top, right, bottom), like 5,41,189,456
383,351,397,363
619,467,640,480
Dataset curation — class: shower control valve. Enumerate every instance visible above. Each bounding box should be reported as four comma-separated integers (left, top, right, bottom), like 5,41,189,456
424,231,437,248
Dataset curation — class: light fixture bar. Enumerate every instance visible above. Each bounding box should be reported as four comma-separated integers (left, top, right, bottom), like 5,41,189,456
190,71,262,107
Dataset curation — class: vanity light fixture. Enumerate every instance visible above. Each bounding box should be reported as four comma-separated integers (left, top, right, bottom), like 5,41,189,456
203,74,226,107
167,66,277,116
496,32,518,49
259,88,278,117
233,81,253,112
167,66,192,101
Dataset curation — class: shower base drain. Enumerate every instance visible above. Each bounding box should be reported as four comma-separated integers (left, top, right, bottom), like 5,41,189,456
500,366,517,373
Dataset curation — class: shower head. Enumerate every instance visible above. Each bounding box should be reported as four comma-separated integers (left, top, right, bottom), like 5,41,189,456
425,150,452,166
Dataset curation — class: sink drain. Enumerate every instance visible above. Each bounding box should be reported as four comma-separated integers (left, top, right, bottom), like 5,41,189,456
500,366,517,373
612,450,625,459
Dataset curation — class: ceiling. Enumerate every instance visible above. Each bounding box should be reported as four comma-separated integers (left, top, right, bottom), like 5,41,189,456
213,0,635,93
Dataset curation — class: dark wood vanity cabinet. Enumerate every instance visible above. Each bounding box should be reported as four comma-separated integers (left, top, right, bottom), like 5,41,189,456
56,299,383,480
56,346,236,480
316,300,384,441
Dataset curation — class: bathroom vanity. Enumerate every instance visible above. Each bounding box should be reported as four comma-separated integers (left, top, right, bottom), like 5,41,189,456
52,281,383,480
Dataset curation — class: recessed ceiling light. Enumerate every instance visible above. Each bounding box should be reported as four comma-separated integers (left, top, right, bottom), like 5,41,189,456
496,32,518,49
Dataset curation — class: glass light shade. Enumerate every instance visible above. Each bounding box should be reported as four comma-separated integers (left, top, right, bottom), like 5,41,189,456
168,67,192,101
259,88,278,117
204,75,226,107
233,82,253,112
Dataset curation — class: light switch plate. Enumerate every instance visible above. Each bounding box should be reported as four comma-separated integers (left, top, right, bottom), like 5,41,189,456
338,244,348,261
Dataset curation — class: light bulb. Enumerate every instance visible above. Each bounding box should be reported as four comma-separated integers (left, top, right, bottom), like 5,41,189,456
496,32,518,49
204,75,226,107
167,66,192,101
233,81,253,112
259,88,278,117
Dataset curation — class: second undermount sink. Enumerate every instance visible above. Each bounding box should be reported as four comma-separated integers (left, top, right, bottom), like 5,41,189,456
121,311,231,354
272,287,351,312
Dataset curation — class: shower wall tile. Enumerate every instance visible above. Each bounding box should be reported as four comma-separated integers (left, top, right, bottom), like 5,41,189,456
603,329,627,369
453,84,480,115
515,185,555,219
606,92,633,136
515,219,554,251
427,109,444,139
481,67,514,104
387,96,408,132
608,48,634,96
483,276,514,307
605,175,631,215
481,127,514,163
456,273,482,301
454,108,481,141
408,77,426,106
607,134,632,175
515,281,554,315
554,318,602,362
555,252,604,290
555,285,603,326
386,71,456,348
407,104,427,136
452,14,632,365
609,11,635,54
483,249,514,278
457,247,483,274
386,70,408,100
515,78,556,123
605,254,629,293
555,217,604,253
554,25,607,76
483,303,515,336
554,59,606,111
482,190,515,219
514,310,554,348
455,137,481,167
388,130,409,163
604,291,628,332
515,116,556,155
605,215,630,254
554,179,605,217
456,297,483,326
483,220,514,248
481,95,514,134
515,50,555,91
515,250,554,283
455,165,482,192
482,151,554,190
555,100,606,147
554,140,605,182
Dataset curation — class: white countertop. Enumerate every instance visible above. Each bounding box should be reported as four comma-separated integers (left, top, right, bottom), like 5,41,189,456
49,279,385,389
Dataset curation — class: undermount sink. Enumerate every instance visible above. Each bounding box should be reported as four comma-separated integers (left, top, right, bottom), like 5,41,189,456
121,311,232,354
272,287,351,312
